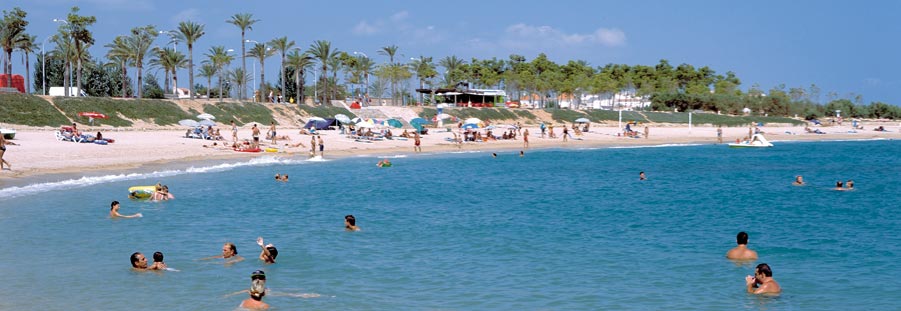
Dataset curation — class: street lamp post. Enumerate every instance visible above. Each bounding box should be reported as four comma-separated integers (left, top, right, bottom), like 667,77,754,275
41,35,52,95
51,18,70,96
245,39,259,102
353,51,369,105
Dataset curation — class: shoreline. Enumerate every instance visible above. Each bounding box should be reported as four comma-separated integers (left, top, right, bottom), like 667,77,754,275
1,124,898,188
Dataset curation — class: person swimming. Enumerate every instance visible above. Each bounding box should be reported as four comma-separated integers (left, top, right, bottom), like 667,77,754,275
835,181,846,190
345,214,360,231
240,270,270,310
846,179,854,190
148,251,167,270
257,237,278,264
793,175,805,186
639,171,647,181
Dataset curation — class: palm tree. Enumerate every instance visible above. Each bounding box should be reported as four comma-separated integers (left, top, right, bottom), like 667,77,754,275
127,25,158,98
307,40,334,104
246,43,274,102
410,56,437,103
357,56,375,101
105,35,132,97
1,7,28,89
379,44,399,104
226,13,259,100
66,7,96,95
198,63,216,100
150,47,186,95
204,45,234,101
50,33,75,95
439,55,466,87
15,34,36,94
173,20,205,99
327,54,342,100
228,67,249,98
268,36,295,101
285,50,312,104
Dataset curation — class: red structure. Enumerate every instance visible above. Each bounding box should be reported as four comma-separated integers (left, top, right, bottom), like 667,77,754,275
0,74,25,93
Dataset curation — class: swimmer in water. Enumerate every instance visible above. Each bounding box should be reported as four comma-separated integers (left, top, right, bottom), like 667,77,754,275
520,150,524,157
240,270,270,310
200,242,245,265
834,181,846,191
148,251,167,270
846,179,854,190
257,237,278,264
639,171,647,181
726,231,758,261
130,252,148,270
492,153,497,158
745,263,781,295
792,175,805,186
110,201,142,218
345,214,360,231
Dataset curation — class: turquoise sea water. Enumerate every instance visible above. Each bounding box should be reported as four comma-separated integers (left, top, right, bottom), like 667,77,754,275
0,140,899,310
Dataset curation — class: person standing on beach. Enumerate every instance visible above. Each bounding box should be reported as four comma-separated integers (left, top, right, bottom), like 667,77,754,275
268,121,277,145
310,136,317,156
317,135,324,157
523,129,530,148
540,121,546,138
414,132,422,152
746,263,781,295
748,125,754,139
0,133,11,170
716,126,723,143
231,120,238,143
644,126,649,139
110,201,142,218
252,124,261,149
562,125,569,142
726,231,758,260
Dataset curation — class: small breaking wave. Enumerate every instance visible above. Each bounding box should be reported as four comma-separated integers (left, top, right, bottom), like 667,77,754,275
608,143,705,149
0,156,303,200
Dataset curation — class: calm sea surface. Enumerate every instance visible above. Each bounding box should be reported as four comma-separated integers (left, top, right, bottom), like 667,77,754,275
0,139,898,310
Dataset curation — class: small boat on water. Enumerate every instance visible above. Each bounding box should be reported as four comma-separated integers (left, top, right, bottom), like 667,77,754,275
729,134,773,148
0,128,15,140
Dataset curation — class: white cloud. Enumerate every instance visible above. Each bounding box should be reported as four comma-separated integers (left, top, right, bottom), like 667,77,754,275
390,11,409,22
353,20,380,35
171,9,201,24
502,23,626,48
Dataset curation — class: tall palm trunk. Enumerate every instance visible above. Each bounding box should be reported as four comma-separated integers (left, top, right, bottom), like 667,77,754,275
121,60,128,97
321,65,327,105
299,70,305,104
241,31,246,100
77,59,83,94
293,68,300,104
217,70,223,101
163,70,170,95
206,75,211,100
5,51,12,87
63,60,70,96
25,52,31,94
188,44,195,100
172,68,178,97
136,63,144,98
280,53,286,103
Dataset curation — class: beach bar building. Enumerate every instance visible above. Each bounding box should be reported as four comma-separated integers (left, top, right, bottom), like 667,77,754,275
416,87,507,107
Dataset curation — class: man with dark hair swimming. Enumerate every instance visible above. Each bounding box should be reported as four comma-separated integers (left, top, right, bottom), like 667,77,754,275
345,214,360,231
746,263,781,294
110,201,142,218
726,231,758,260
130,252,148,270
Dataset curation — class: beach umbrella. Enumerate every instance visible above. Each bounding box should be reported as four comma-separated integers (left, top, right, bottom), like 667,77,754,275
436,113,452,120
463,117,481,124
179,119,200,127
197,113,215,120
355,121,375,128
384,119,403,128
412,122,423,133
485,125,496,130
462,123,479,129
351,117,362,124
199,119,216,127
308,116,326,123
575,117,590,123
335,114,351,124
506,124,518,129
78,111,108,119
410,117,431,125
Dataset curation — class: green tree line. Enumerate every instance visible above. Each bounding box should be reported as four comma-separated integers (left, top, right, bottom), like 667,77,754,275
3,6,899,119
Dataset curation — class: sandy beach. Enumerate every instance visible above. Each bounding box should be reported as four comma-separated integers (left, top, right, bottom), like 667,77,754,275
0,122,897,182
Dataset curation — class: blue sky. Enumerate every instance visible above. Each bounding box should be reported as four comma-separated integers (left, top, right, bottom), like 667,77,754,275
8,0,901,104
